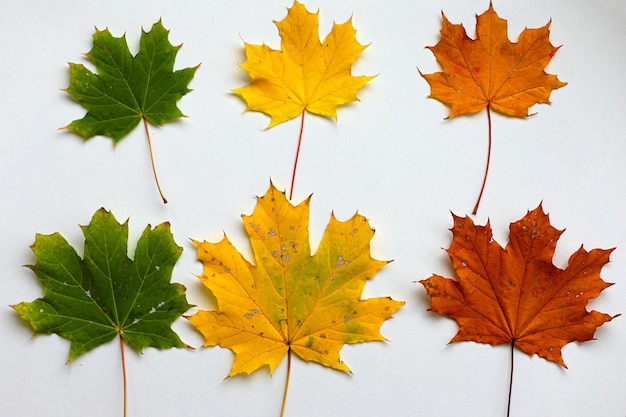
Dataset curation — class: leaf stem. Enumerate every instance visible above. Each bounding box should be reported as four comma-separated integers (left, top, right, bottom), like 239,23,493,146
279,347,292,417
142,117,168,204
472,103,492,214
289,111,306,201
506,340,514,417
119,334,128,417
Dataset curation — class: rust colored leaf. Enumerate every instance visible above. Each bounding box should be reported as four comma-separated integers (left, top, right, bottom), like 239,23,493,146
421,4,566,118
421,204,616,367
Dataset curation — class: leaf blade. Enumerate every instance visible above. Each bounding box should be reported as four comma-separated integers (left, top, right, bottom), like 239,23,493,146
65,20,198,140
421,204,616,367
421,4,566,118
14,208,191,361
189,183,404,377
233,1,373,127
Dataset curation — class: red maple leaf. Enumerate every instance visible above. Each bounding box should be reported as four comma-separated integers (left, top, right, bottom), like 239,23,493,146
421,204,616,367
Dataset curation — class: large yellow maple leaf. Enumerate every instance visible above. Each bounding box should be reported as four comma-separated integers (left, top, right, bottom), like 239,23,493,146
233,1,375,127
189,183,404,377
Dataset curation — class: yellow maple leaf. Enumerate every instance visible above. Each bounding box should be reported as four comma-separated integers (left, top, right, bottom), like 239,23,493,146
189,183,404,379
233,1,375,128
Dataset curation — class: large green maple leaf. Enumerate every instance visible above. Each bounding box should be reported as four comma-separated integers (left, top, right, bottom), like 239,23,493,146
64,20,198,203
13,208,192,362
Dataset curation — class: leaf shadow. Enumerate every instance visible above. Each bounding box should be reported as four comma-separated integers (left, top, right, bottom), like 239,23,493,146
232,45,249,84
188,279,218,311
7,307,39,337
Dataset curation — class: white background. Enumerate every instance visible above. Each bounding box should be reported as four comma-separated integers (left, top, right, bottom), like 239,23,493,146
2,1,625,416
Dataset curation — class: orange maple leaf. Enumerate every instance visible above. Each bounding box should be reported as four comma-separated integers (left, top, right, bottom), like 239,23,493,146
421,3,566,118
420,204,616,368
420,5,567,214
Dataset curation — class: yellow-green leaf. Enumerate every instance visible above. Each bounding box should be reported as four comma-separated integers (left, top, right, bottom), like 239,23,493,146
189,183,404,376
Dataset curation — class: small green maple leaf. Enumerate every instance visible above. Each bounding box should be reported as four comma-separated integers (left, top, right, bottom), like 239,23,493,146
13,208,192,362
64,20,199,203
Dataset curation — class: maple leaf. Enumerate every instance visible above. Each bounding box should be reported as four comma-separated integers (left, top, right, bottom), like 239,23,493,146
420,204,616,367
233,1,375,199
421,4,566,118
420,4,566,213
13,208,191,359
234,1,374,127
13,208,192,415
189,183,404,415
64,20,198,203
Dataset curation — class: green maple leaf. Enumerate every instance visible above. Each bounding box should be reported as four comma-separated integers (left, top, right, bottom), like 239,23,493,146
64,20,199,203
13,208,192,362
